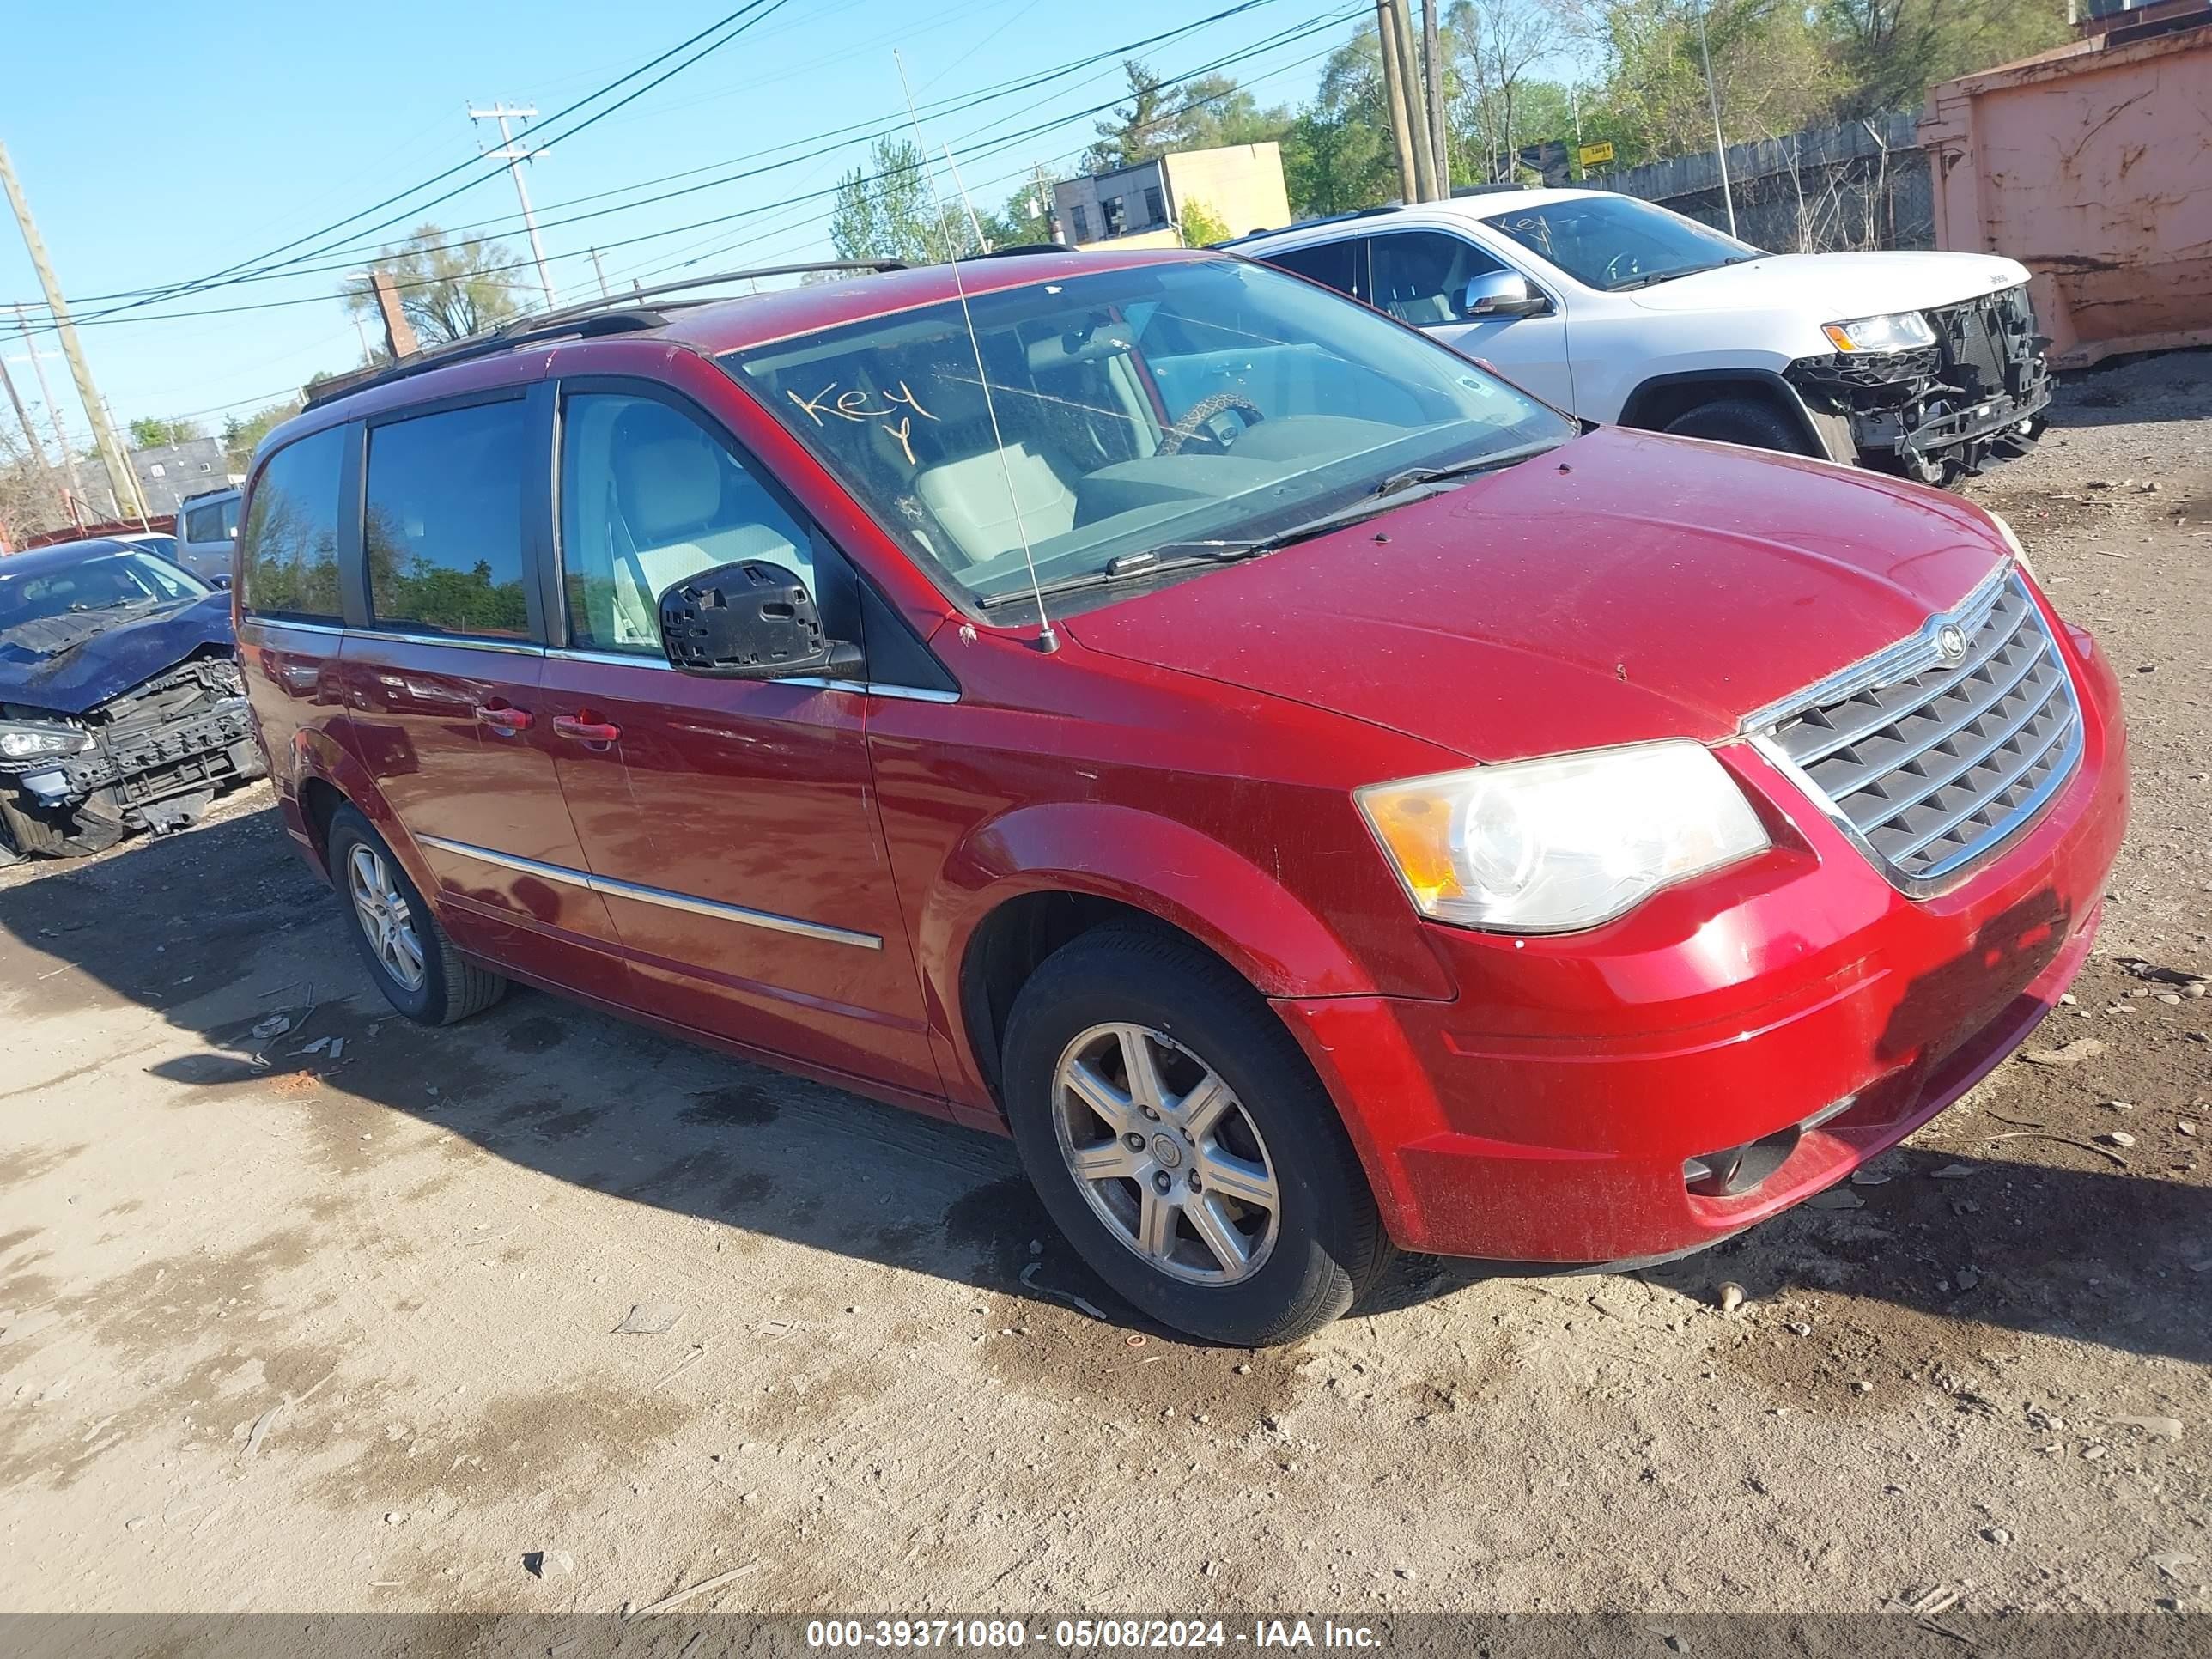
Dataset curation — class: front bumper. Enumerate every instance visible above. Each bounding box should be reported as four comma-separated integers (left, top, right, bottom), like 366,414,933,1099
0,675,262,835
1790,284,2054,478
1274,614,2128,1263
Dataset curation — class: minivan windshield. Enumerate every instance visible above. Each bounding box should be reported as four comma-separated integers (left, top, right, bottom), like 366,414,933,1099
725,258,1572,613
1483,196,1761,291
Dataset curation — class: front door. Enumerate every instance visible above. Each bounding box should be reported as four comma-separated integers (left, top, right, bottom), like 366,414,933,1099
1370,230,1577,413
336,391,625,1000
538,384,942,1102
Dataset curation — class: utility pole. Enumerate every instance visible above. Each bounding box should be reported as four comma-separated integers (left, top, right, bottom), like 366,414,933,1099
1389,0,1437,201
588,246,611,299
1421,0,1449,197
468,103,557,309
1692,0,1739,237
0,142,147,524
1374,0,1424,203
1032,162,1060,242
10,302,87,524
0,345,65,523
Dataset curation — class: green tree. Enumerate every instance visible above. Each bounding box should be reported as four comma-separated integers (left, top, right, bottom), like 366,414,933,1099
830,137,945,264
1565,0,1838,167
220,397,304,475
127,416,206,450
1448,0,1571,179
1177,198,1232,246
1085,61,1290,172
1281,108,1390,216
1818,0,2068,117
1086,61,1176,169
342,224,525,346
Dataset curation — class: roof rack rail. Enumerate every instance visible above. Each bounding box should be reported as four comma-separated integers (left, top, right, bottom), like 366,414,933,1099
303,259,908,409
1450,182,1534,198
983,241,1076,257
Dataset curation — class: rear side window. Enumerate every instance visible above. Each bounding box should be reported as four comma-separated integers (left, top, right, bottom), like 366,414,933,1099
240,429,345,622
183,501,232,544
1263,238,1364,302
364,400,531,640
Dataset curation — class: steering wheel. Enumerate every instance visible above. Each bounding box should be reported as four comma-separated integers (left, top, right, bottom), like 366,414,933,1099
1159,392,1266,457
1602,249,1644,289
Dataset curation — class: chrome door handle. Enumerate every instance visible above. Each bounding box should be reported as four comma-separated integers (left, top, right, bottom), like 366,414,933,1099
475,704,532,735
551,714,622,744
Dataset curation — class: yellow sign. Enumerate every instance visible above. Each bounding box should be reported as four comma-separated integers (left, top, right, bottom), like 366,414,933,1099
1578,141,1615,167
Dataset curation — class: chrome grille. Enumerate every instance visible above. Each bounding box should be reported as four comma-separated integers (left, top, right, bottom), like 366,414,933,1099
1755,569,2082,888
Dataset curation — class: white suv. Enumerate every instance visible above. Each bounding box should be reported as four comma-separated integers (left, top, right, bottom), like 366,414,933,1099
1231,188,2051,484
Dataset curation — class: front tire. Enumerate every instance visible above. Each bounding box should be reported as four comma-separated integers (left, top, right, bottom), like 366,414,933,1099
1000,924,1391,1346
327,805,506,1025
1663,396,1815,456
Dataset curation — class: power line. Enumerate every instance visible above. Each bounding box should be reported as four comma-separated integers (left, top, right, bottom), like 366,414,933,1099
38,0,1295,315
44,9,1358,335
50,0,789,329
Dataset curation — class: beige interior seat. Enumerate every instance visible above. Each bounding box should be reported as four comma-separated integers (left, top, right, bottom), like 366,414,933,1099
914,443,1079,566
608,417,803,643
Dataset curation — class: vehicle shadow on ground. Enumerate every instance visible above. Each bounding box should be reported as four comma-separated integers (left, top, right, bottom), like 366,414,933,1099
2044,347,2210,429
3,803,2205,1360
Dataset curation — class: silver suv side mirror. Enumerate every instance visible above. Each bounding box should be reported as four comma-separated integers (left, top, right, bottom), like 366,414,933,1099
1461,271,1550,319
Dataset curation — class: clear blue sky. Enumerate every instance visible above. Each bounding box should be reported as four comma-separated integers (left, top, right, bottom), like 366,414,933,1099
0,0,1382,447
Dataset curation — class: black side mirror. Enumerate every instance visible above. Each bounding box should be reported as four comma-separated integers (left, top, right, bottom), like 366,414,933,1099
210,573,233,591
659,561,860,680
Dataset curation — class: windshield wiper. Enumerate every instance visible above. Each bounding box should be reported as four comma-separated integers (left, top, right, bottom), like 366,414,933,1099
1372,440,1563,498
977,443,1562,611
975,544,1264,610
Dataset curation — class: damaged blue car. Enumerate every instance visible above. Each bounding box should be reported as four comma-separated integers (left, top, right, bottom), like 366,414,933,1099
0,538,262,863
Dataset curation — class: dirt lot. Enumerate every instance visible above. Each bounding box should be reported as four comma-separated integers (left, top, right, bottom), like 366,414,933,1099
3,352,2209,1622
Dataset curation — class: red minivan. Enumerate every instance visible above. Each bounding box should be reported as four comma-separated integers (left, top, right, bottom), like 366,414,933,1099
236,250,2126,1346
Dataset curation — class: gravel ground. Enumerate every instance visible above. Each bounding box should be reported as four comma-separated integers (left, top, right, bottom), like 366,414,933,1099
2,352,2208,1622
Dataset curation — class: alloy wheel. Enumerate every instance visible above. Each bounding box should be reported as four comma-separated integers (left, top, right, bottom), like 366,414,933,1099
1051,1022,1281,1285
348,843,426,991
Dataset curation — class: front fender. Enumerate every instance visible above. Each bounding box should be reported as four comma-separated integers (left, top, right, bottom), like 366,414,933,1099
940,800,1382,994
918,800,1455,1101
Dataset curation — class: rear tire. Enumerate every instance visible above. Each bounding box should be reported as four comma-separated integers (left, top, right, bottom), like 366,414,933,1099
327,804,507,1026
1000,923,1392,1346
1664,396,1815,456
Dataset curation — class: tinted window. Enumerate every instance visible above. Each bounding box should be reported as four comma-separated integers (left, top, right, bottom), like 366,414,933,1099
1071,204,1091,240
559,392,811,655
365,401,530,639
240,428,344,622
1262,238,1363,301
1144,186,1165,225
184,501,228,543
1369,231,1509,325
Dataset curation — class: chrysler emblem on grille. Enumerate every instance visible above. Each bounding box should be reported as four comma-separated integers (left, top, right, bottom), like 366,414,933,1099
1936,623,1968,665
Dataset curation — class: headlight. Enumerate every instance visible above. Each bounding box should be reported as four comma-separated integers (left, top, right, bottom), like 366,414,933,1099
1821,311,1936,354
1355,741,1771,933
0,720,91,761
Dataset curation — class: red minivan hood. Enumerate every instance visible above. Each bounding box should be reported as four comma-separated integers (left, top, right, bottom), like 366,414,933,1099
1063,428,2010,763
